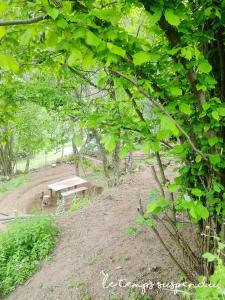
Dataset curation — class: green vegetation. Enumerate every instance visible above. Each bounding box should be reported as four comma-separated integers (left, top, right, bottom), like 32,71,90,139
0,0,225,298
0,215,59,297
15,143,72,171
69,196,91,213
0,174,30,194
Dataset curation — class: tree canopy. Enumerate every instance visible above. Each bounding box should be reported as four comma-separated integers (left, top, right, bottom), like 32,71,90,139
0,0,225,288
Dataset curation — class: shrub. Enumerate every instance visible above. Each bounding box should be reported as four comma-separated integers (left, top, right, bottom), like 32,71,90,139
184,241,225,299
0,215,59,297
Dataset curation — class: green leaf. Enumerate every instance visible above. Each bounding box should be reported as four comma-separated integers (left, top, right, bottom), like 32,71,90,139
202,252,216,262
157,129,171,140
196,84,207,91
83,51,95,69
72,134,83,147
47,8,59,20
191,188,204,197
56,18,68,28
160,116,179,136
209,154,221,165
133,51,145,65
204,7,212,16
195,155,202,163
107,43,126,58
217,107,225,116
102,135,117,152
196,204,209,220
133,51,159,65
0,3,7,14
72,28,86,39
67,49,82,66
91,8,122,26
20,28,33,45
179,103,192,115
46,30,58,47
147,198,169,215
0,54,19,72
143,140,160,153
212,110,220,120
0,26,5,39
149,141,160,152
168,184,177,193
181,47,193,60
170,87,182,96
149,9,162,26
86,31,101,47
208,137,219,146
199,62,212,74
165,9,181,27
127,226,137,234
202,102,211,111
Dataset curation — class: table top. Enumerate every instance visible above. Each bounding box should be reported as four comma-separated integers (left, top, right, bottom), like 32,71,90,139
48,176,87,192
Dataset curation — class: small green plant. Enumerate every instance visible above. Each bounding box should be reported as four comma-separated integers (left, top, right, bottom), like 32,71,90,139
92,165,102,174
88,254,98,265
129,291,152,300
69,195,91,213
126,226,138,234
184,240,225,300
66,276,86,289
0,214,59,297
123,255,131,261
0,174,30,194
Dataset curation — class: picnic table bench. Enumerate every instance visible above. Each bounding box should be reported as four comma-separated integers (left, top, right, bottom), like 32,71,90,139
61,186,88,199
48,176,87,200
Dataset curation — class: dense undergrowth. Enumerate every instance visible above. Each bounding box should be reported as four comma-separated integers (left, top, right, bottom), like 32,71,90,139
0,215,59,298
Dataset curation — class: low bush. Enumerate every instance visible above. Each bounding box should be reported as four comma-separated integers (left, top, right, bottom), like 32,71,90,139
0,215,59,297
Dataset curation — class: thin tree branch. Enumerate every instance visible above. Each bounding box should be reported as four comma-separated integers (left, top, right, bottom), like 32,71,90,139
69,67,100,90
111,69,207,161
151,165,165,198
0,15,47,26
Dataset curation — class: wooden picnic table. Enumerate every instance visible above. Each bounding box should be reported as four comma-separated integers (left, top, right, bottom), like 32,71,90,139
48,176,87,198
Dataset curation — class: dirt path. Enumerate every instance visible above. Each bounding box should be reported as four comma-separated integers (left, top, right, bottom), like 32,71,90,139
6,166,179,300
0,163,77,215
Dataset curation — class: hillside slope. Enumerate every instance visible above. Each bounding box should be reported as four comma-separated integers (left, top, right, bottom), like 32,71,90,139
7,167,179,300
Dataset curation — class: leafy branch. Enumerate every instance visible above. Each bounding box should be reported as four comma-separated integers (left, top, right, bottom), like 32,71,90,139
111,69,207,160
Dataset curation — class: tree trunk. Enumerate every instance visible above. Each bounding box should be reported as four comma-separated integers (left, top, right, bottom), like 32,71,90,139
0,133,14,177
125,151,133,174
92,129,110,178
112,140,121,183
24,156,30,173
72,139,80,176
61,145,64,163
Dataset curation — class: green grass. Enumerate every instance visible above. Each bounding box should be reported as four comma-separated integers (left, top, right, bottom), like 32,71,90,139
69,196,91,213
0,214,59,297
0,174,30,194
16,143,72,171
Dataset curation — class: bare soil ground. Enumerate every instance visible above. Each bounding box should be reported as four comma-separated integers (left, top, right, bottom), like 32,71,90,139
0,163,76,215
0,163,182,300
